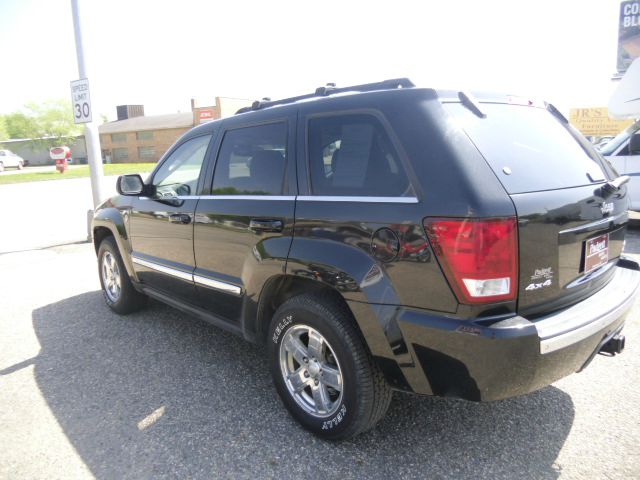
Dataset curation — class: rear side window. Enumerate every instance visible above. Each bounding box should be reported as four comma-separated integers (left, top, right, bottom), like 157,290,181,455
444,103,608,194
212,122,287,195
307,114,412,196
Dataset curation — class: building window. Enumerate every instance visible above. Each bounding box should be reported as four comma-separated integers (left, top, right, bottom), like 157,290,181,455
138,146,156,160
113,148,129,161
111,133,127,143
136,131,154,141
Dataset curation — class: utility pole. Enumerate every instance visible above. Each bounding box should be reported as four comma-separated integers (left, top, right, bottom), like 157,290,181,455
70,0,104,213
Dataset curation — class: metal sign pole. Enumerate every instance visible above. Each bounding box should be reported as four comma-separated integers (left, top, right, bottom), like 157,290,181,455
70,0,104,210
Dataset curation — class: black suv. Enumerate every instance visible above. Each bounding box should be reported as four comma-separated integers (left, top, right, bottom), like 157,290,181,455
93,79,639,440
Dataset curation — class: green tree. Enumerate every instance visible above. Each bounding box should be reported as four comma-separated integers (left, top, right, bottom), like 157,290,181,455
0,116,8,141
4,112,34,139
23,99,83,147
3,100,82,148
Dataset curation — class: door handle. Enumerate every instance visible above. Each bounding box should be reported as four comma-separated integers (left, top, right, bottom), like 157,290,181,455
169,213,192,224
249,219,284,233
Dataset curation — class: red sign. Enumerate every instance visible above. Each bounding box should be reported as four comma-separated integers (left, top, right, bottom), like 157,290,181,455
198,108,215,123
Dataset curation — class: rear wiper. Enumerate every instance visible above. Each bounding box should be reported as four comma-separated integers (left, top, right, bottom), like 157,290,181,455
601,175,630,195
458,91,486,118
546,102,568,124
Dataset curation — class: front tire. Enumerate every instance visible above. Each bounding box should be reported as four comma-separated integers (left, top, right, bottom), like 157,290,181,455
268,294,392,440
17,161,23,170
97,236,147,314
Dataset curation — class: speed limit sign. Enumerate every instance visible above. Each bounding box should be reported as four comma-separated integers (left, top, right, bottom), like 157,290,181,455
70,78,92,124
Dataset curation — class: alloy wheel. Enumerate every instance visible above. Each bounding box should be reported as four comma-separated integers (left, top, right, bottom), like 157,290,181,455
101,251,122,302
279,324,343,418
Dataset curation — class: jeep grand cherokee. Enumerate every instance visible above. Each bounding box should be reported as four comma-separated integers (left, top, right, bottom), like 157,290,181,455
92,79,639,440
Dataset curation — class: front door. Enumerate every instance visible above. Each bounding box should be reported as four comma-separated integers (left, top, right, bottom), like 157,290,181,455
129,133,213,304
193,118,296,325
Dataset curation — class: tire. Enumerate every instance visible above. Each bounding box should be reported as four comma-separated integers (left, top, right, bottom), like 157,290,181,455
268,293,392,440
97,236,147,314
17,161,23,170
0,162,4,173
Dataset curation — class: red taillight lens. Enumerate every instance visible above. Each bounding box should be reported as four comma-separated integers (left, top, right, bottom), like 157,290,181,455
424,217,518,304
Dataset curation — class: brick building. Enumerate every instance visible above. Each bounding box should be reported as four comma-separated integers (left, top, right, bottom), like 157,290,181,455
99,97,251,163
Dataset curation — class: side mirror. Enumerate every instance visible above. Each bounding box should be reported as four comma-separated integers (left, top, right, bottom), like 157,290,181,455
116,174,146,196
630,132,640,155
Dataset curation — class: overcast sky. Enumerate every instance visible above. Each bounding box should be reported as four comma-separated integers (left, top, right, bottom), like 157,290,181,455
0,0,624,119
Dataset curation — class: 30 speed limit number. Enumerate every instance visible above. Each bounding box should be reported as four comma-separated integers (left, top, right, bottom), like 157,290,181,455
70,78,92,124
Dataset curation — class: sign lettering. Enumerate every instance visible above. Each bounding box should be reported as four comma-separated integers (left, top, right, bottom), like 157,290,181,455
70,78,92,124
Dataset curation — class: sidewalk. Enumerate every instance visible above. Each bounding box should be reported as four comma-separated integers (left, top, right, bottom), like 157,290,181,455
0,176,118,254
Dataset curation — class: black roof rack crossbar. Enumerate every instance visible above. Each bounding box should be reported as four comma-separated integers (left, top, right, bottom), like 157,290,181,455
236,78,415,114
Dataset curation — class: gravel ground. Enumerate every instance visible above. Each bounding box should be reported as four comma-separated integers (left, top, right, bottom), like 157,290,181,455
0,230,639,480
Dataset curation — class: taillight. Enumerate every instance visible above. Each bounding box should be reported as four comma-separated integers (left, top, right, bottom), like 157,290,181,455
423,217,518,304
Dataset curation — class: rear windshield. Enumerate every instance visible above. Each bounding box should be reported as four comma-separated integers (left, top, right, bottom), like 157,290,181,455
444,103,608,194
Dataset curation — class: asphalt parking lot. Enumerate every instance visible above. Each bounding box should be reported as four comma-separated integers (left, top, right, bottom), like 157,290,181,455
1,199,639,479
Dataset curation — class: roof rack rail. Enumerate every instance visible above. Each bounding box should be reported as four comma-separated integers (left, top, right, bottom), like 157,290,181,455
235,78,415,114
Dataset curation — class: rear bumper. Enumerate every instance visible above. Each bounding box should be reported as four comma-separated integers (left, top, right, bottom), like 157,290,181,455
379,260,640,401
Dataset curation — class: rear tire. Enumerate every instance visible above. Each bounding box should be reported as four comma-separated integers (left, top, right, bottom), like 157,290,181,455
97,236,147,314
268,293,392,440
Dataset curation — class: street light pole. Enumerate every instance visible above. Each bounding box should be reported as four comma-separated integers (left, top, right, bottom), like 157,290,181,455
70,0,104,210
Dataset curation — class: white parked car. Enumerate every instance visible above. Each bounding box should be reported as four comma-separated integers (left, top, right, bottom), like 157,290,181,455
0,149,25,172
601,120,640,211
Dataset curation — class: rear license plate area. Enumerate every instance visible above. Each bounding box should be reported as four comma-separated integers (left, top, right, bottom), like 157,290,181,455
584,233,609,274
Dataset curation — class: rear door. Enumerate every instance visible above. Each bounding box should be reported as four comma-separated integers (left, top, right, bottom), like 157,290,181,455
193,115,297,325
444,101,629,316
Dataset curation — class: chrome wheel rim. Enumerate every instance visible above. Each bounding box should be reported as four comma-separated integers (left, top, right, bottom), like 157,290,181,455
101,251,121,302
279,324,343,418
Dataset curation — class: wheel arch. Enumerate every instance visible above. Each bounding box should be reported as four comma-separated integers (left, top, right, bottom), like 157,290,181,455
249,272,414,393
251,274,359,345
92,208,138,281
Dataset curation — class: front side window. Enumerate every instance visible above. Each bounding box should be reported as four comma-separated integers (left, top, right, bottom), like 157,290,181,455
152,134,211,197
212,122,287,195
307,114,411,196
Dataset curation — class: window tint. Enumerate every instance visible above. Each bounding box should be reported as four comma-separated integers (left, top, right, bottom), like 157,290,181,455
444,103,608,194
153,134,211,197
212,123,287,195
308,114,411,196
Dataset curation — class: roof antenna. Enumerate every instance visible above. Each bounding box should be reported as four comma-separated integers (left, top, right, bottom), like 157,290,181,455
315,83,337,96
